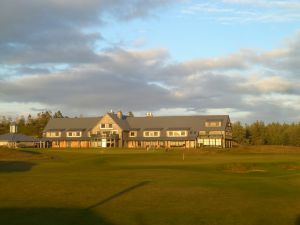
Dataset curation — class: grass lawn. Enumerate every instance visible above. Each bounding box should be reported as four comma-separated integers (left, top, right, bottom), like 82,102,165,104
1,146,300,225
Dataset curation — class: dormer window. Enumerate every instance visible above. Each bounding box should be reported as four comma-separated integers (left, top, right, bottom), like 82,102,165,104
46,131,61,137
167,130,187,137
143,131,160,137
205,121,222,127
67,131,82,137
129,131,137,137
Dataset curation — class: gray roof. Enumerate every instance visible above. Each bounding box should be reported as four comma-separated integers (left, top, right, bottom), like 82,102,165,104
43,114,230,141
125,115,229,141
0,133,38,142
44,117,101,132
126,115,229,131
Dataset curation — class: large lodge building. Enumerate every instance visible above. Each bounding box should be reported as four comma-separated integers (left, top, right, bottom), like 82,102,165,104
42,111,233,149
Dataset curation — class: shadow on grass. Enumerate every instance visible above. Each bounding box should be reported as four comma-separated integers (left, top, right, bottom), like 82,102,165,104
19,150,42,155
87,180,151,209
0,207,114,225
0,161,36,173
295,215,300,225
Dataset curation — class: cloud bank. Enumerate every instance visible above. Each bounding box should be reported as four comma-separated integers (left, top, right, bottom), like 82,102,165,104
0,0,299,123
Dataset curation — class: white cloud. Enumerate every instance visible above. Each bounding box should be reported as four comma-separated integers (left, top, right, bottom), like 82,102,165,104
181,0,300,24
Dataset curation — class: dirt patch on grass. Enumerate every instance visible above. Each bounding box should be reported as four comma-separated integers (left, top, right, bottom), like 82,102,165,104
224,163,267,173
281,164,300,171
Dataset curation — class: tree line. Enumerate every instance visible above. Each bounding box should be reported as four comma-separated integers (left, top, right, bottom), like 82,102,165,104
0,111,64,138
232,121,300,146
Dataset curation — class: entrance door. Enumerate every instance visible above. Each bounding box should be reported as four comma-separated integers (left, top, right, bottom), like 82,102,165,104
102,138,107,148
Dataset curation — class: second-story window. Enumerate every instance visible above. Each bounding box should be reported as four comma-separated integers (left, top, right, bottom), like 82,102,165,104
100,123,113,129
205,121,222,127
143,131,160,137
46,131,61,137
67,131,82,137
129,131,137,137
167,130,187,137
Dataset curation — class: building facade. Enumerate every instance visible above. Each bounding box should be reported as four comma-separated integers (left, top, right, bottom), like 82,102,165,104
42,111,233,149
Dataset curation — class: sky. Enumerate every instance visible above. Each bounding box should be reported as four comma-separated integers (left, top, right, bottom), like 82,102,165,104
0,0,300,123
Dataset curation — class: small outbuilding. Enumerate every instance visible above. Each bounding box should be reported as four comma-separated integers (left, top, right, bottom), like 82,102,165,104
0,123,38,148
0,133,38,148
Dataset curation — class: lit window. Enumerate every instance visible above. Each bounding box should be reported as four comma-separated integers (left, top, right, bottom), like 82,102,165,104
167,130,187,137
205,121,222,127
67,131,81,137
143,131,160,137
46,132,61,137
204,139,210,145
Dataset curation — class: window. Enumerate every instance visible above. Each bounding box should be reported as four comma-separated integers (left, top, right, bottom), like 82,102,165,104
216,139,222,146
67,131,82,137
203,139,210,145
100,123,113,129
46,131,61,137
167,130,187,137
143,131,160,137
205,121,222,127
129,131,137,137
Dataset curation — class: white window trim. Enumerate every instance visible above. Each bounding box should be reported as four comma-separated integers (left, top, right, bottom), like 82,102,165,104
46,131,61,137
205,121,222,127
167,130,187,137
143,131,160,137
67,131,82,137
129,131,137,137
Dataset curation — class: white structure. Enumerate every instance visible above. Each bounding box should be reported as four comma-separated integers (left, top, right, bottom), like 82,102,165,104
10,123,18,134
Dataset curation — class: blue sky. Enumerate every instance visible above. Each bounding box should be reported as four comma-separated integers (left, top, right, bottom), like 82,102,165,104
0,0,300,122
100,1,300,60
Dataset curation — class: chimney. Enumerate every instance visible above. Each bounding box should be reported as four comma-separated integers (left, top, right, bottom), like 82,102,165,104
117,111,123,119
10,122,17,134
146,112,153,117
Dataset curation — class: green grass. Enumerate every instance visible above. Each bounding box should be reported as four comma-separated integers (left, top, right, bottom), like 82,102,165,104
1,146,300,225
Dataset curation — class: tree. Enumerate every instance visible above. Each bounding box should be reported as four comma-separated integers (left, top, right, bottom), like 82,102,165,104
232,121,248,144
248,121,266,145
53,110,64,118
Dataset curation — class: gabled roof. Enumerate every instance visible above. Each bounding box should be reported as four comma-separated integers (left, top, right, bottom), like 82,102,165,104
0,133,37,142
106,113,130,130
43,117,102,132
